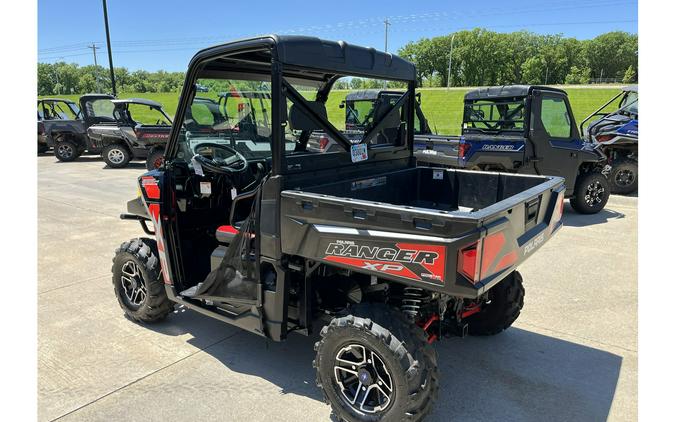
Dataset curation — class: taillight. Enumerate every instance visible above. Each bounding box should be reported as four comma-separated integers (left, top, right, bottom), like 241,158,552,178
458,241,481,283
551,192,565,227
458,142,469,159
458,231,510,284
595,134,613,143
319,136,330,151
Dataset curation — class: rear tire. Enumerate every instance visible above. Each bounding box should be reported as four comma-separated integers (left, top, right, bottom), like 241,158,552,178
608,160,638,195
112,238,173,323
102,144,131,168
570,171,610,214
314,303,438,422
466,271,524,336
54,138,81,162
146,149,165,171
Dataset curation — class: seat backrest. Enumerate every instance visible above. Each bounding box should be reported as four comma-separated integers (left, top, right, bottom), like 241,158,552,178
288,101,327,131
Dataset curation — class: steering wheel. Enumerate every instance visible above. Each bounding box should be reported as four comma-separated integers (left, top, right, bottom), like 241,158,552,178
192,143,249,174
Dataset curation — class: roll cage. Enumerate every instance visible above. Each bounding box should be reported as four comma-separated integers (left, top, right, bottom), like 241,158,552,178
164,35,417,175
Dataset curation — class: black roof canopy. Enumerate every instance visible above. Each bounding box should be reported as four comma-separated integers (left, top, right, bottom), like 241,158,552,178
193,35,416,83
345,89,405,101
111,98,164,108
465,85,567,101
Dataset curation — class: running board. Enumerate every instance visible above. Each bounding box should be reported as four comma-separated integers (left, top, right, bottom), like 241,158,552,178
172,295,266,337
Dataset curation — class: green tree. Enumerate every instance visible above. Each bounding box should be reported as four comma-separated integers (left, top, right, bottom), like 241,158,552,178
564,66,591,84
622,65,636,83
521,56,547,84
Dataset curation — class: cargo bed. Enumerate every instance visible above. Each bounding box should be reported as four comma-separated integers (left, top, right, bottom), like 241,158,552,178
280,166,565,298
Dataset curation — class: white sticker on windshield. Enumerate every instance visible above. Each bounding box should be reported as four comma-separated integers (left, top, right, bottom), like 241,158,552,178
351,143,368,163
191,156,204,176
433,169,444,180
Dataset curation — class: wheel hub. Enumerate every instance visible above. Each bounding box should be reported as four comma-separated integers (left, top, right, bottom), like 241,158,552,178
615,169,635,186
584,181,605,206
333,343,393,414
108,149,125,164
120,260,147,306
57,144,73,158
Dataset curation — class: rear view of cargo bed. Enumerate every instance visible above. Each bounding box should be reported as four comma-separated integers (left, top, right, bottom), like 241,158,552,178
280,166,565,298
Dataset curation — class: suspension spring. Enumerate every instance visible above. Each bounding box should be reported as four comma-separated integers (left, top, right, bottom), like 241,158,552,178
401,287,426,319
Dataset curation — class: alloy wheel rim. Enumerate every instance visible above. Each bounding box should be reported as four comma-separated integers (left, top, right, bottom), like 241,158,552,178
108,148,125,164
333,343,393,414
120,260,147,306
57,144,73,158
584,181,606,207
615,169,635,187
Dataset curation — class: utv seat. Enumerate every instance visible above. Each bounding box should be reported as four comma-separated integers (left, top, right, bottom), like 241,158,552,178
216,224,239,243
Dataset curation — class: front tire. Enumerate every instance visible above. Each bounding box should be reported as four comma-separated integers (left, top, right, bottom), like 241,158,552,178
570,171,610,214
608,160,638,194
466,271,524,336
315,303,438,422
112,238,173,323
54,139,81,162
102,144,132,168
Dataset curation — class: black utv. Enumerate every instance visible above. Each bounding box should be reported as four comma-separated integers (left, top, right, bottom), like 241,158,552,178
87,98,172,169
112,35,564,421
40,94,115,161
457,85,610,214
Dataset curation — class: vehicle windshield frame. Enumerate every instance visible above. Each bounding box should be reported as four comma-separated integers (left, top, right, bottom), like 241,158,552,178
164,38,416,175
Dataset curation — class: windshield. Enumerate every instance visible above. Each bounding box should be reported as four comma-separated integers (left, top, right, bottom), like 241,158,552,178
174,76,408,163
463,99,526,133
345,100,376,129
40,101,80,120
620,91,638,115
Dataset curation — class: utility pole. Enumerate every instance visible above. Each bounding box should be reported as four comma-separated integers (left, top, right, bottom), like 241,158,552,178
447,33,456,90
88,43,100,66
102,0,117,96
88,43,101,92
545,66,549,85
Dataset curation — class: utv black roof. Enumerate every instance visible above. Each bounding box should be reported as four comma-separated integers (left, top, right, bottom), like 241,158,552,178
345,89,405,101
193,35,416,82
623,84,638,92
464,85,567,101
111,98,164,108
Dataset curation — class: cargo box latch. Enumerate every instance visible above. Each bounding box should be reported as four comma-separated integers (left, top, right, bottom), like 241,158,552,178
525,196,541,230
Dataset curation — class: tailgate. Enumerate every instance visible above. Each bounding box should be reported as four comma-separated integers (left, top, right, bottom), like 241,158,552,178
413,134,461,167
279,171,565,298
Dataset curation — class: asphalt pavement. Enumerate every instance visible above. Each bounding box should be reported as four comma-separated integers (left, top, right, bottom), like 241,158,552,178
37,154,637,422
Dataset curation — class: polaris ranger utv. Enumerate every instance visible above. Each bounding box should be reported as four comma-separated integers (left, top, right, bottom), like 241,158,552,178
580,85,638,194
457,85,610,214
87,98,172,169
112,35,564,421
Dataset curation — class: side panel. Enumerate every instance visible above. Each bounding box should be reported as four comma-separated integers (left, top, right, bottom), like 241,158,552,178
279,175,565,298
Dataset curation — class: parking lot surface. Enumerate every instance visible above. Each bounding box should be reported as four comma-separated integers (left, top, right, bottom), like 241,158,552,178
38,154,637,422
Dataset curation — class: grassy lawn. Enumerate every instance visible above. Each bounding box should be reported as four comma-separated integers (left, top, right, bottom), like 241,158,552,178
50,87,622,135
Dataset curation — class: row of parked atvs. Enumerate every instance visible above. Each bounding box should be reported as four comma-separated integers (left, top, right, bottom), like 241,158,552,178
38,86,638,199
37,94,171,170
